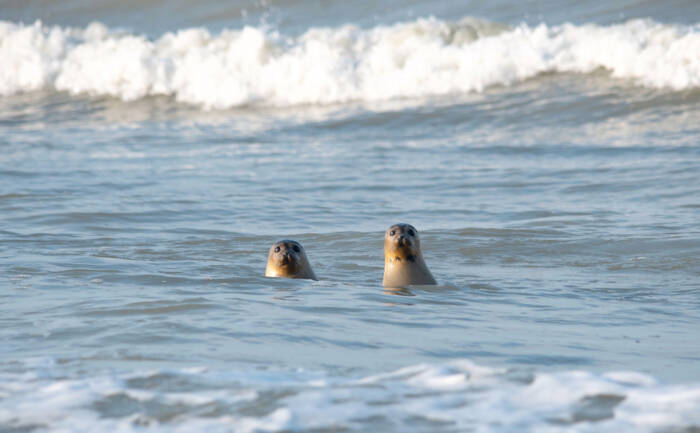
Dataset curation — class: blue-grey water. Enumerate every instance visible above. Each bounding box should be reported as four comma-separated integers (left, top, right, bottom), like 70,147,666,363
2,1,700,431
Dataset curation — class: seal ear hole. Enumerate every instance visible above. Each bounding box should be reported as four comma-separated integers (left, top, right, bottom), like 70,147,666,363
274,246,281,253
408,229,415,236
293,245,300,252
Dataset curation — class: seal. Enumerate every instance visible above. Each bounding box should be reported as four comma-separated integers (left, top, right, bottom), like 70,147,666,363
265,240,318,280
382,223,436,287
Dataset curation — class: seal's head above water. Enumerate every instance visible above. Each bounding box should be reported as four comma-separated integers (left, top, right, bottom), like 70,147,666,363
382,223,436,287
265,240,317,280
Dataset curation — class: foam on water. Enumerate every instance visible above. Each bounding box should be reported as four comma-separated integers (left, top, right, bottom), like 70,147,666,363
1,360,699,432
1,17,699,109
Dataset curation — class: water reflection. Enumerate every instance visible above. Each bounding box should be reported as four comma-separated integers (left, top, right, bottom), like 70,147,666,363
383,286,415,297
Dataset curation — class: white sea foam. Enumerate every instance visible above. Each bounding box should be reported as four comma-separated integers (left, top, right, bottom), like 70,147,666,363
1,18,700,109
1,360,700,432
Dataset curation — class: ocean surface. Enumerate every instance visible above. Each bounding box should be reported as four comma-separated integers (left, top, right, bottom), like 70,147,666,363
2,0,700,431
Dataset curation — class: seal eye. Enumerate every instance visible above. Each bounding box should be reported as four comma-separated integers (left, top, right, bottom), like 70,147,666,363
408,229,415,237
274,246,281,253
390,230,396,236
293,245,300,253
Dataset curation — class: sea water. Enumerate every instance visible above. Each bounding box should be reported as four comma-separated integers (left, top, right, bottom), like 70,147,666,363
1,0,700,431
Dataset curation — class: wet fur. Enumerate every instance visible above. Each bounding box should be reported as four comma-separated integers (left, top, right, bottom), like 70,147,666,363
382,223,436,287
265,240,317,280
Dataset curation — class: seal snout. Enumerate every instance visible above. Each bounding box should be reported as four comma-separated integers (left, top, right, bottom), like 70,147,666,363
280,250,298,265
397,235,411,247
279,252,291,265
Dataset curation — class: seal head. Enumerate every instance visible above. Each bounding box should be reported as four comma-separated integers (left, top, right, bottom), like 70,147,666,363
382,223,436,287
265,240,318,280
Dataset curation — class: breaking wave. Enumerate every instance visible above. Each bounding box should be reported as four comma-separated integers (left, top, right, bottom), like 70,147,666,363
1,17,699,109
1,360,699,432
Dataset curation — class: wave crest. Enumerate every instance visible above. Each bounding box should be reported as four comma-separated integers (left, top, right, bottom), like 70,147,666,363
1,18,699,108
